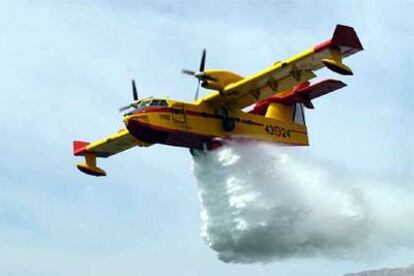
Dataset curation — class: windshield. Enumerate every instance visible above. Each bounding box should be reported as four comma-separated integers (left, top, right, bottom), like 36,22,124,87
134,99,168,111
137,100,151,108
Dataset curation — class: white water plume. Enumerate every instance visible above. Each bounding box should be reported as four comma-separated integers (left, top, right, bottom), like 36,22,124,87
192,141,414,263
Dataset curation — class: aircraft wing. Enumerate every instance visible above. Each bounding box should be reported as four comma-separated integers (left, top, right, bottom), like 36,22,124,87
200,24,363,109
73,128,151,176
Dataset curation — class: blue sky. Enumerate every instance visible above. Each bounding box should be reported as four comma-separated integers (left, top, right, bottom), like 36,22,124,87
0,0,413,275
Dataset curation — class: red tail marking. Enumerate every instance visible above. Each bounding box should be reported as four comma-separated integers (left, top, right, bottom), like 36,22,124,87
73,141,90,156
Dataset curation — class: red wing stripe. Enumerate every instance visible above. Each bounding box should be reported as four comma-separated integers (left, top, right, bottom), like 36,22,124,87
314,39,331,53
314,25,363,53
73,141,90,156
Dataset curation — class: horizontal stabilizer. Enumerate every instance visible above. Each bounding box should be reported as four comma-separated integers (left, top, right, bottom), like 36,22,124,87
295,79,347,101
250,79,346,115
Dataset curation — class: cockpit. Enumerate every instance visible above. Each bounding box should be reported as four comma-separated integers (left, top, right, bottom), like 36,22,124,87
125,98,169,115
142,99,168,108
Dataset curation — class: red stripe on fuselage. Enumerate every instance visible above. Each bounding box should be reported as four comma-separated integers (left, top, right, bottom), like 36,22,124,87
135,107,264,126
290,129,308,135
240,119,263,126
126,118,212,149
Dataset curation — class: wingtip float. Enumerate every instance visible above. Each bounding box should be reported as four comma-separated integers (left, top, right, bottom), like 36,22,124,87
74,24,363,177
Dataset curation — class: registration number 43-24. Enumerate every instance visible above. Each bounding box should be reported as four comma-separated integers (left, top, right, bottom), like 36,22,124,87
264,125,291,138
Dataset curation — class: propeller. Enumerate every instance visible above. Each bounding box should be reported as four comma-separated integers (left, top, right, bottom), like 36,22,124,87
182,49,216,100
132,79,138,101
119,79,139,112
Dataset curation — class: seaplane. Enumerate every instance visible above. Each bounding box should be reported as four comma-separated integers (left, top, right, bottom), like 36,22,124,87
73,24,363,176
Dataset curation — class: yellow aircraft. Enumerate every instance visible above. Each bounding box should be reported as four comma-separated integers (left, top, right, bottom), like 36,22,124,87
73,24,363,176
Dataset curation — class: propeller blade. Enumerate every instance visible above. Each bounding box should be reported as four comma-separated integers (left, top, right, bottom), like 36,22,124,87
182,69,196,75
194,80,201,100
119,105,132,112
182,48,211,100
132,79,138,101
199,49,206,72
119,102,139,112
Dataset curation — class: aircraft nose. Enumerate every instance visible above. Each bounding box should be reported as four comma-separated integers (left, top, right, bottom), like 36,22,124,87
123,115,132,127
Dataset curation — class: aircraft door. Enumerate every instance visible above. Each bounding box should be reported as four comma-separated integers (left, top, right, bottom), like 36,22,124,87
171,104,187,126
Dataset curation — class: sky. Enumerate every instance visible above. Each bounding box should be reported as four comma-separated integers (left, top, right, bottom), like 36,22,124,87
0,0,413,275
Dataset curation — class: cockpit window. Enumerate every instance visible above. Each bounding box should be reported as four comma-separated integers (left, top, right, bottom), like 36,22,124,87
159,100,168,107
137,100,151,108
149,99,168,107
150,100,160,106
131,99,168,113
